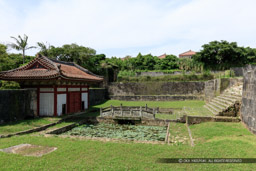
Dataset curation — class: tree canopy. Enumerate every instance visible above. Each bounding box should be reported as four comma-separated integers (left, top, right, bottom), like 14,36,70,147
0,44,34,72
193,40,254,70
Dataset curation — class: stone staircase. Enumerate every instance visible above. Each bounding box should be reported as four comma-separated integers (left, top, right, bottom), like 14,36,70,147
204,83,243,116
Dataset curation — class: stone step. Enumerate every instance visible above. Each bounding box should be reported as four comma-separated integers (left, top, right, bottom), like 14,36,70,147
206,103,220,114
222,94,241,100
227,93,242,98
217,96,237,103
204,105,218,115
211,99,230,108
213,97,233,106
209,101,226,111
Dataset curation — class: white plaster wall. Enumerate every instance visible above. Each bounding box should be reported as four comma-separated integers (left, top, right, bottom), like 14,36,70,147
82,93,88,109
39,93,54,116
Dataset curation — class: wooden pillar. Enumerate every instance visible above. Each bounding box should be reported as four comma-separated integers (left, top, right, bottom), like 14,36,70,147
79,85,82,111
54,86,57,116
66,86,69,114
87,85,90,109
37,87,40,116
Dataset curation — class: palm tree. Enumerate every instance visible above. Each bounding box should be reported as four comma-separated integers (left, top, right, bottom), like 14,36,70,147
37,41,51,56
9,34,36,64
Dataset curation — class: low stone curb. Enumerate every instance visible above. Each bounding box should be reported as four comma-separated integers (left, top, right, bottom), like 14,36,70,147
0,111,89,138
180,115,241,125
46,117,178,135
0,122,60,138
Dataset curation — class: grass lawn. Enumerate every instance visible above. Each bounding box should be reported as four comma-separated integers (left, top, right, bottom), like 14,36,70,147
0,117,61,135
0,122,255,170
93,100,206,108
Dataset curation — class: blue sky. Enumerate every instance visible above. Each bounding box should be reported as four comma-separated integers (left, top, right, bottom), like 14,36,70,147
1,0,256,57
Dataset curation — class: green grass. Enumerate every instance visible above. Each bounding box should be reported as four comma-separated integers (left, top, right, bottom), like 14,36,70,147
46,121,75,129
94,100,205,108
157,106,213,120
169,123,190,145
91,100,212,120
0,122,255,170
190,122,253,144
0,117,60,135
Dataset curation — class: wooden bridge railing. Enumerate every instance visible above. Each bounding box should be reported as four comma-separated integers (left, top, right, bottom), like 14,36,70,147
100,104,156,119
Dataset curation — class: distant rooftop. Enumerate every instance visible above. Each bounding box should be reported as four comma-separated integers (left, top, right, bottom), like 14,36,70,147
179,50,196,58
158,53,167,59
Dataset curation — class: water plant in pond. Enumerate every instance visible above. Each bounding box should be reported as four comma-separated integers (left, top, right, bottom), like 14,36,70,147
64,123,167,142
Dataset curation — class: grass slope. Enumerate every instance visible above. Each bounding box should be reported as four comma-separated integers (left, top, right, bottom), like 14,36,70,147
93,100,205,108
0,118,60,135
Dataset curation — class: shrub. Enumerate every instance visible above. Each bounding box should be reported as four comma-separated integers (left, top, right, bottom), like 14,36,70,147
0,80,20,89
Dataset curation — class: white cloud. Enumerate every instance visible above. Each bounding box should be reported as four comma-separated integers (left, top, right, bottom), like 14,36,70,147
1,0,256,57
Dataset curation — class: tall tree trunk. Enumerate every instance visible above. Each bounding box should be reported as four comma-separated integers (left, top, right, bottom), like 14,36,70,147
22,49,25,64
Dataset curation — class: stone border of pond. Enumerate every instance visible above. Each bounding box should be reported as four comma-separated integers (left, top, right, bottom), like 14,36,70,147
46,117,177,135
45,117,172,144
46,134,167,145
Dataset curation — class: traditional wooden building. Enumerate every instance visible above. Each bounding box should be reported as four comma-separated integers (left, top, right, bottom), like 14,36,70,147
0,54,103,116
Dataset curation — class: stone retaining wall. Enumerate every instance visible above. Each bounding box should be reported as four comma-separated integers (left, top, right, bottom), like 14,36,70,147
0,89,37,123
241,65,256,134
231,67,244,77
108,82,205,96
89,88,108,106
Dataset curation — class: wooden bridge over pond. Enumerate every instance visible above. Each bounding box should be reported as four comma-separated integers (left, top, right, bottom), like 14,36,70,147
100,104,156,120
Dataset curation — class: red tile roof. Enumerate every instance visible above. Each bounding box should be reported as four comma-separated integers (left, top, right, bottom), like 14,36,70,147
158,53,167,59
0,54,103,82
179,50,196,57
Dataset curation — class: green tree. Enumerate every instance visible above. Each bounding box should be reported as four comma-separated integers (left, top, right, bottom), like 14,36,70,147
45,43,96,64
37,42,51,56
193,40,248,70
9,34,36,64
157,55,179,70
0,44,9,71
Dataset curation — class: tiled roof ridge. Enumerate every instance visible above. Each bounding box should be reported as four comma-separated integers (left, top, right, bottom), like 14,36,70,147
0,55,59,73
38,55,60,71
73,63,103,79
50,59,75,66
0,54,103,82
50,58,103,79
179,50,196,56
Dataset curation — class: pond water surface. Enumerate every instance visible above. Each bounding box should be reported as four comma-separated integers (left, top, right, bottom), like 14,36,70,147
63,123,167,141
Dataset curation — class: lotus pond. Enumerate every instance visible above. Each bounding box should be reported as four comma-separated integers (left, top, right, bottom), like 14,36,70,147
63,123,167,142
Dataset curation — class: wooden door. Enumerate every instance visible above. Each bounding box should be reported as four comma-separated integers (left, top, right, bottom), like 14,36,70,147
68,92,81,113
